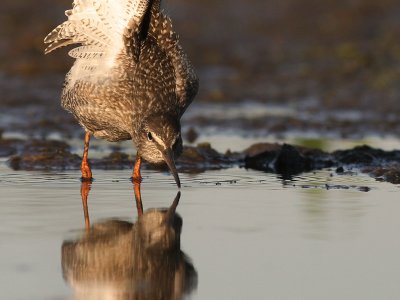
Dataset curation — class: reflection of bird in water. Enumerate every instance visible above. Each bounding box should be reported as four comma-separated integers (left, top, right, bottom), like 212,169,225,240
62,192,197,300
44,0,198,187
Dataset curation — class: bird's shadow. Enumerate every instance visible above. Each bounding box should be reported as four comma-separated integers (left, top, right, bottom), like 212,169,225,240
62,181,197,300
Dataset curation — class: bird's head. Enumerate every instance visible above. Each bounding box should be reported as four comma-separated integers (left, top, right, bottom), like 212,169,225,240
137,114,183,187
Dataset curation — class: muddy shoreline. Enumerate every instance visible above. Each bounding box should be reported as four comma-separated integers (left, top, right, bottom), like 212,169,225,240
1,0,400,186
2,137,399,185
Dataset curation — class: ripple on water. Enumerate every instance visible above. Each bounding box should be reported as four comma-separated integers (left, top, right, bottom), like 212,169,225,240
289,168,400,193
0,162,397,193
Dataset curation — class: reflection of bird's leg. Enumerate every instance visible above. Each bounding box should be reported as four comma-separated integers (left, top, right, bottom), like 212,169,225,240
133,182,143,216
80,181,91,232
131,154,142,183
81,131,93,181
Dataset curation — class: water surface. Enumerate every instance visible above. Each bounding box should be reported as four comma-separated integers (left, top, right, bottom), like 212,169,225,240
1,161,399,300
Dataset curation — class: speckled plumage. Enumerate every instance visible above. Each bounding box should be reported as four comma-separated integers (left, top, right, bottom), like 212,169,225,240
44,0,198,167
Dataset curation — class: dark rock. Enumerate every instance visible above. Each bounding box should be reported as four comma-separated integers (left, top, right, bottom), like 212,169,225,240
242,143,282,157
333,145,383,164
244,148,277,173
177,143,235,172
358,186,371,192
336,166,344,173
332,145,400,165
365,165,400,184
8,140,81,170
244,143,333,176
275,144,309,176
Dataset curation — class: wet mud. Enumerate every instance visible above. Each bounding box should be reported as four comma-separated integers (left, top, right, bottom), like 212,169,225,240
3,136,400,184
7,139,81,171
244,143,400,184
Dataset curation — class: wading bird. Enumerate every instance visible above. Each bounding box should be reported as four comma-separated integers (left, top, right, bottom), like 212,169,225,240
44,0,198,187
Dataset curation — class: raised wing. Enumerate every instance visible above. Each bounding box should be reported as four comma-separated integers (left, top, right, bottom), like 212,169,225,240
44,0,152,88
146,11,199,116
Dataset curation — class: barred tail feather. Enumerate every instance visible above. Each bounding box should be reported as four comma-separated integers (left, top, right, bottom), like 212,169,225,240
44,0,151,86
68,46,105,59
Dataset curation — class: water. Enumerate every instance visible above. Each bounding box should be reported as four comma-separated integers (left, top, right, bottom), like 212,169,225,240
1,161,400,300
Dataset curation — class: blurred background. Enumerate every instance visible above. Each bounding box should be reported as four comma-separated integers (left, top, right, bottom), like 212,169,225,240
1,0,400,142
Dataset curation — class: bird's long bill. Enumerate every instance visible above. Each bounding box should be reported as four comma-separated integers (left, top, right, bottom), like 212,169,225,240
162,148,181,188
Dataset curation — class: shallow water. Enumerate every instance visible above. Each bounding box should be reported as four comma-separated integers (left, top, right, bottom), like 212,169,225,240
1,160,400,300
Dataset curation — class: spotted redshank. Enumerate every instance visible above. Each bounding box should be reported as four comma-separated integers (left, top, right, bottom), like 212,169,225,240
44,0,198,187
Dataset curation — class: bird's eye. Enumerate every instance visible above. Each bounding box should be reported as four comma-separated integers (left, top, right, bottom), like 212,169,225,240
147,132,153,141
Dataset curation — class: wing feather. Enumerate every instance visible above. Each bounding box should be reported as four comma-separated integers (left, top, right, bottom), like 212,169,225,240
148,11,199,115
44,0,151,88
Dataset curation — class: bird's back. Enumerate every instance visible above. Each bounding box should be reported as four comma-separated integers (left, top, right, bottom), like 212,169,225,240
45,0,198,141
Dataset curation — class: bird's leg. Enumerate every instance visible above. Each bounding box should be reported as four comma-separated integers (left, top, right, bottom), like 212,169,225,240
133,181,143,216
80,181,91,232
131,154,142,183
81,131,93,181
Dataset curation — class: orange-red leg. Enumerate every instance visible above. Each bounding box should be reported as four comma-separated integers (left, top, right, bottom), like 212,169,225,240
80,181,91,232
133,181,143,216
81,131,92,181
131,154,142,183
